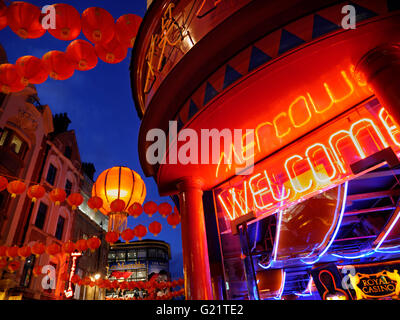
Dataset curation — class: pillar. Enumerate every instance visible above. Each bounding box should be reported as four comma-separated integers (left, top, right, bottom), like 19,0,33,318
356,43,400,123
177,177,213,300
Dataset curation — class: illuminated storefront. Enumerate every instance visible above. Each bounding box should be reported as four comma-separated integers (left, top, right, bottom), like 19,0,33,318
131,0,400,300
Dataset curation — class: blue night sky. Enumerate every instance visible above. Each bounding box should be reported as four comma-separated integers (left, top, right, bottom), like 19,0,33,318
0,0,183,279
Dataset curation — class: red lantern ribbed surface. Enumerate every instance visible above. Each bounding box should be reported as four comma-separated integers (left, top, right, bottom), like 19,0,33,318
149,221,162,236
49,188,67,205
16,56,49,85
42,51,75,81
31,242,45,257
128,203,143,218
7,2,45,39
143,201,158,217
48,3,81,41
87,236,101,251
95,35,128,64
66,39,98,71
81,7,115,44
67,192,84,210
167,212,181,229
121,228,135,243
110,199,126,213
105,231,119,244
134,224,147,240
27,184,46,203
158,202,172,218
7,180,26,198
115,14,142,48
88,196,103,211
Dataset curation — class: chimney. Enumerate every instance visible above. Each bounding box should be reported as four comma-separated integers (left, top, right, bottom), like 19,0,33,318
53,113,71,133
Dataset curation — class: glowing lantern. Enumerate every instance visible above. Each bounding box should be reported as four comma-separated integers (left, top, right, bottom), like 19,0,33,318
48,3,81,41
67,192,84,210
62,241,76,255
49,188,67,206
92,166,146,233
167,212,181,229
143,201,157,218
0,1,7,31
0,64,25,94
46,243,61,257
42,51,75,81
105,231,119,244
27,185,46,203
87,196,103,212
81,7,115,44
66,39,98,71
8,260,21,273
18,246,31,260
7,180,26,198
33,266,42,277
87,236,101,252
121,228,135,243
16,56,49,85
0,176,8,191
95,35,128,64
115,14,142,48
76,239,88,252
158,202,172,218
6,246,19,260
149,221,162,236
7,2,45,39
128,203,143,218
134,224,147,240
0,258,7,269
31,242,45,257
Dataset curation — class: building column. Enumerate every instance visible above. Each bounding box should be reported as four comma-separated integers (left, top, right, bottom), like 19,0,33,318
356,43,400,123
177,178,213,300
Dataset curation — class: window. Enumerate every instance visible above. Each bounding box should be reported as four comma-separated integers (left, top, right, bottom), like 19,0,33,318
20,255,35,288
127,250,138,261
0,129,8,146
157,249,166,259
116,251,126,262
148,248,157,258
137,249,146,259
65,180,72,197
108,252,116,261
35,202,48,229
55,216,65,240
136,269,147,280
46,164,57,185
64,146,72,159
10,134,23,154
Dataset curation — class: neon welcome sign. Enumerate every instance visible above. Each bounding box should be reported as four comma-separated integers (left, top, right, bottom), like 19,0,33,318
215,99,400,224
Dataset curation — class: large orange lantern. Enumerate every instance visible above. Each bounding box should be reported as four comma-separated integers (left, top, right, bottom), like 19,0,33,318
7,2,45,39
115,14,142,48
66,39,98,71
7,180,26,198
48,3,81,41
27,184,46,203
16,55,49,85
95,34,128,64
92,166,146,232
81,7,115,45
42,51,75,81
0,64,25,94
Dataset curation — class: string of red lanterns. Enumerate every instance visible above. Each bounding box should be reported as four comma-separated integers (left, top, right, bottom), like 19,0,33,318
0,2,143,93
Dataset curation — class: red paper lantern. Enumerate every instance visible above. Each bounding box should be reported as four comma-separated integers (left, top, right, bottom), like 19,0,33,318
49,188,67,205
46,243,61,257
67,192,84,210
66,39,98,71
128,203,143,218
95,34,128,64
87,236,101,252
143,201,158,218
111,280,119,289
87,196,103,212
31,242,45,257
8,260,21,273
0,246,7,257
27,184,46,203
76,239,88,252
0,1,7,31
121,228,135,243
62,241,76,255
105,231,119,244
149,221,162,236
0,176,7,192
18,246,31,260
158,202,172,218
7,2,45,39
115,14,142,48
134,224,147,240
110,199,126,213
71,274,80,284
82,276,92,286
0,258,7,269
42,51,75,81
0,64,25,94
16,56,49,85
167,212,181,229
6,246,19,260
120,281,128,291
48,3,81,41
81,7,115,44
33,266,43,277
7,180,26,198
